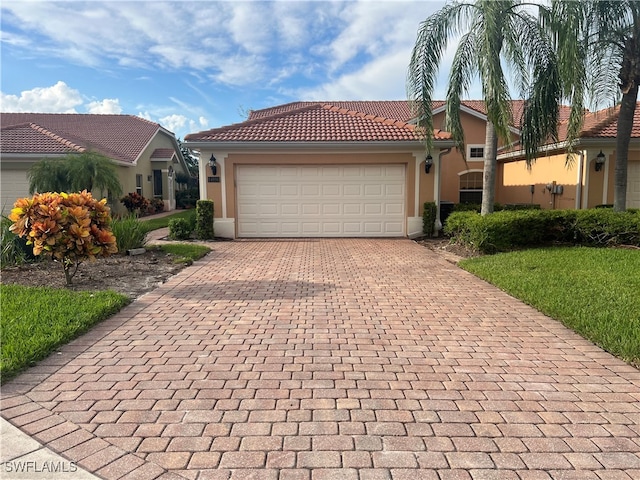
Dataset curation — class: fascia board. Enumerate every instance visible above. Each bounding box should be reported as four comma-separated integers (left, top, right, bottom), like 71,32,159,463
183,140,456,152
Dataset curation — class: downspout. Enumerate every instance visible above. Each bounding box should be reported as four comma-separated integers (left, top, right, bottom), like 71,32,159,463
575,151,585,209
434,147,452,235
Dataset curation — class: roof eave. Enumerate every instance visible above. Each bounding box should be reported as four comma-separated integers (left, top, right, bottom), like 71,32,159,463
183,139,456,152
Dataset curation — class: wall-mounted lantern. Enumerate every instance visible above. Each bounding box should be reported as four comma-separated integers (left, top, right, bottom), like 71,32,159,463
168,166,174,179
209,155,218,176
594,150,606,172
424,154,433,174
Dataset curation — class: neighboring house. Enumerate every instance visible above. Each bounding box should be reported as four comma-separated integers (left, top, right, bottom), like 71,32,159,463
496,104,640,210
185,101,456,239
0,113,190,215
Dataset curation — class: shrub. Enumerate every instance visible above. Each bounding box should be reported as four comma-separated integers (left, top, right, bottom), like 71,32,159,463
9,191,118,285
444,208,640,254
168,218,193,240
573,209,640,246
422,202,437,236
176,188,199,209
1,216,36,266
195,200,214,240
111,215,148,251
148,198,165,214
120,192,149,214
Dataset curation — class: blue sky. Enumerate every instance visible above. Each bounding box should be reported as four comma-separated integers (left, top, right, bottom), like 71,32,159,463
0,1,468,140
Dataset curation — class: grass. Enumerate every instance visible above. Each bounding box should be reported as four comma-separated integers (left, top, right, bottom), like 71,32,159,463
459,247,640,366
139,209,195,232
0,286,130,382
156,243,211,264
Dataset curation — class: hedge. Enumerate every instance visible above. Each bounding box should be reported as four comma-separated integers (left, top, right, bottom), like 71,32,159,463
422,202,437,236
444,208,640,254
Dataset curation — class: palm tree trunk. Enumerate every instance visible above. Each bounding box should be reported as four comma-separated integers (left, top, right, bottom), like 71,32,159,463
614,85,638,211
481,120,498,215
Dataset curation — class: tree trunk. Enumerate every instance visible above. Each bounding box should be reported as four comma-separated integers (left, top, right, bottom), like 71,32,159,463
614,85,638,211
481,120,499,215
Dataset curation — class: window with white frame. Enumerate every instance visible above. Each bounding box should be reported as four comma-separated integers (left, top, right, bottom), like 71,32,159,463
459,171,483,204
135,174,143,196
468,145,484,161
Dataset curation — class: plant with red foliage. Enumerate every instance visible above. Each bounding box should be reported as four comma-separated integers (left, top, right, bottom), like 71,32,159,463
9,191,118,285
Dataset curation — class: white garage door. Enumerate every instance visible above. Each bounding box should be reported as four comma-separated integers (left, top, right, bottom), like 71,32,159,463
237,164,406,237
627,161,640,209
1,169,30,215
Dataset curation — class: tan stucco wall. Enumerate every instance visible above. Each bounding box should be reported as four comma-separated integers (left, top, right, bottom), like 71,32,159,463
112,133,186,215
432,110,516,204
498,153,579,209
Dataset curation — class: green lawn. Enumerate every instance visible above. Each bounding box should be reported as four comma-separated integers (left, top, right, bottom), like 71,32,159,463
139,209,195,231
0,243,210,382
459,247,640,366
0,286,129,381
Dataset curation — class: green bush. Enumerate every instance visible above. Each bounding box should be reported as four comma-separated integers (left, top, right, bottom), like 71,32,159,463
168,218,193,240
1,216,36,266
176,188,199,209
573,209,640,246
444,208,639,254
422,202,437,236
195,200,214,240
111,215,148,251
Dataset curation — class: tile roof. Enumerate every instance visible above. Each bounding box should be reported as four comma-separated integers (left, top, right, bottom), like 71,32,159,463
248,101,420,123
0,113,166,164
150,148,177,159
187,103,451,143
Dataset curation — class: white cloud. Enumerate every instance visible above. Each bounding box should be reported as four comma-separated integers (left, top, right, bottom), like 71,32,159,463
300,50,414,101
0,81,82,112
87,99,122,114
159,114,187,134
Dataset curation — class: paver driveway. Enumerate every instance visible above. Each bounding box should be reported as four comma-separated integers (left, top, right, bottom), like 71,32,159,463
2,239,640,480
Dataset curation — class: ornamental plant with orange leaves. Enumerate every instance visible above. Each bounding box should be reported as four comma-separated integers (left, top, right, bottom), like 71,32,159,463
9,191,118,285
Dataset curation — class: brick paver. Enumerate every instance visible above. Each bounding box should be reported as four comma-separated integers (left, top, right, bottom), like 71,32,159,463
2,239,640,480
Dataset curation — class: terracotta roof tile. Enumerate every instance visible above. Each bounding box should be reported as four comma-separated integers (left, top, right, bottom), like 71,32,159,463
150,148,176,159
0,123,85,154
0,113,164,164
187,103,451,143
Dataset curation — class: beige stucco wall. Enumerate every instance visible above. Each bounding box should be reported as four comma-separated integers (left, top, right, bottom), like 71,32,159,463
498,153,580,209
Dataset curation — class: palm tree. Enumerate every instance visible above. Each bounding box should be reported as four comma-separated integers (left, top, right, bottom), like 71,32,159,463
66,152,123,198
408,0,559,215
28,152,122,199
550,0,640,211
28,158,70,194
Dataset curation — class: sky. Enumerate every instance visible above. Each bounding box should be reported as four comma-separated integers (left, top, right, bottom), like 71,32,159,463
0,0,472,141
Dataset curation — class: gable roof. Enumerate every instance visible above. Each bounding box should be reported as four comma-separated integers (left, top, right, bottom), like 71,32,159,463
499,103,640,160
186,103,451,143
0,113,172,164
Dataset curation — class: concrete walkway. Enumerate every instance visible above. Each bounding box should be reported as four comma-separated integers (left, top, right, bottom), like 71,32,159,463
1,239,639,480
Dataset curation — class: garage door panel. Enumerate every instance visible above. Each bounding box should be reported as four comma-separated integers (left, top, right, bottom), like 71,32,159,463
281,204,300,215
237,164,405,237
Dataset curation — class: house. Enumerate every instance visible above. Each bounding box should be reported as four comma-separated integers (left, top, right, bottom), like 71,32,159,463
496,104,640,210
0,113,190,215
185,101,461,239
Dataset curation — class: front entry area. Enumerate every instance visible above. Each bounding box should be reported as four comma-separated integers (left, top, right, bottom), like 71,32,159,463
236,164,406,237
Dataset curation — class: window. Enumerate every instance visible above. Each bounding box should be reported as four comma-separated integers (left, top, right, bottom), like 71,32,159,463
136,174,143,196
468,145,484,161
153,170,163,198
459,171,483,204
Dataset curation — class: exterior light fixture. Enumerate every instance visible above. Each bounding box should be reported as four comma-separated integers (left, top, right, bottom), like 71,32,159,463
595,150,606,172
425,154,433,174
167,166,174,179
209,155,218,176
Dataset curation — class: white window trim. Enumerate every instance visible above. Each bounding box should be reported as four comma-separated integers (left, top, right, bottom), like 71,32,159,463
467,144,485,162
